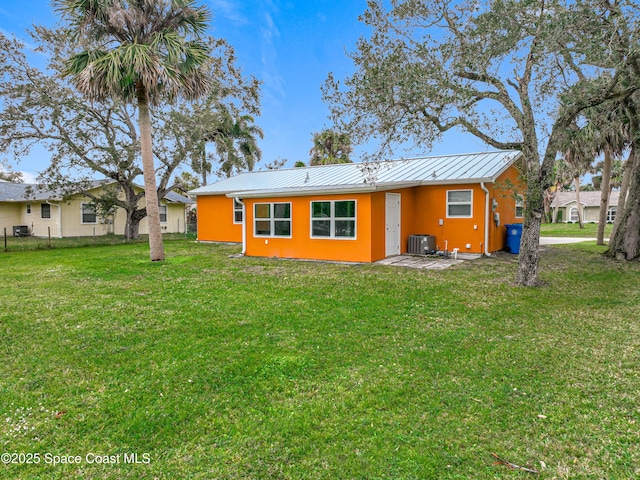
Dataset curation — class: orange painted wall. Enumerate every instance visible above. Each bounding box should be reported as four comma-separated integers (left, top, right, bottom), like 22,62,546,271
370,189,417,261
372,164,523,256
487,165,525,252
195,164,524,261
408,184,486,254
244,193,375,263
196,195,242,243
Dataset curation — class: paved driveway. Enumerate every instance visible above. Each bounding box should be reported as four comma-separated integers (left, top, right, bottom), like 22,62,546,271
539,237,602,245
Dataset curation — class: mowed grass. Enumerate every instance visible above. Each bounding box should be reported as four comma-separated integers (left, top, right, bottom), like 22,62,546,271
540,222,613,238
1,240,639,479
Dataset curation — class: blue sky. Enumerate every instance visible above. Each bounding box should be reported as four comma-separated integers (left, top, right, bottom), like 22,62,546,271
0,0,484,183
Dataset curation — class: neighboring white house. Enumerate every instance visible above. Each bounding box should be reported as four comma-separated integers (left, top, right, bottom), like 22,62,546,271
0,179,193,238
552,190,620,223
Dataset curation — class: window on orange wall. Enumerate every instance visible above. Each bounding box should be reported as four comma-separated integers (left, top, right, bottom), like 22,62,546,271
311,200,356,239
233,199,243,224
515,195,524,218
254,202,291,237
446,190,472,218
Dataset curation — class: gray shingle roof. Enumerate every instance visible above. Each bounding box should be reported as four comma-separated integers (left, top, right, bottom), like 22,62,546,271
556,190,620,207
0,180,193,204
190,150,522,198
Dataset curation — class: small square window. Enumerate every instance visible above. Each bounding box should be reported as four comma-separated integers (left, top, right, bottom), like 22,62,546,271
81,203,97,224
446,190,472,218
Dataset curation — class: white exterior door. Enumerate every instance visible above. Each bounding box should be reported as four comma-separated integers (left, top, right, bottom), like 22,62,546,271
385,193,401,257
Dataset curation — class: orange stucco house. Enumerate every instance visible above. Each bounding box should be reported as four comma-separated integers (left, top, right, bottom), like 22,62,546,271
190,151,524,263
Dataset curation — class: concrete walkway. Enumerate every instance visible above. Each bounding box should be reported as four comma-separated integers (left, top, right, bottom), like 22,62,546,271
376,253,481,270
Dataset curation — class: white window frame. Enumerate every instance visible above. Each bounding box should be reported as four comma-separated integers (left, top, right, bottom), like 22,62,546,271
233,199,243,224
310,200,357,240
26,203,32,215
158,204,168,223
81,202,97,224
446,190,473,218
253,202,292,238
606,207,616,223
515,195,524,218
41,203,51,219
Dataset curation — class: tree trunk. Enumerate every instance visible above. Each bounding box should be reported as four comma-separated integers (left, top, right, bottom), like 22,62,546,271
201,149,208,186
607,145,640,260
124,209,141,240
610,148,633,241
136,82,165,261
552,183,561,223
543,189,553,223
596,147,613,245
574,176,584,228
515,174,546,287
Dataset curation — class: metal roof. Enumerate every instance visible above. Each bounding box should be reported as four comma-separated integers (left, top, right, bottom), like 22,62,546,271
190,150,522,198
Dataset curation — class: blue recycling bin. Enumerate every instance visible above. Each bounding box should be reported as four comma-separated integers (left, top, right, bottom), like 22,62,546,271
505,223,523,254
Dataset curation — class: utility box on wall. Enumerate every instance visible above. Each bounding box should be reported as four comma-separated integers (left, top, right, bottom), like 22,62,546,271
407,235,436,254
13,225,29,237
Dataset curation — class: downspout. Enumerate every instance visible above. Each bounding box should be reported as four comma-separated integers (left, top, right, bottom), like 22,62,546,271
480,182,491,257
235,197,246,255
47,201,63,238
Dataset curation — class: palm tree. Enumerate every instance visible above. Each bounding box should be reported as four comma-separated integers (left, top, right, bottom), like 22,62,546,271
207,110,263,178
55,0,212,261
588,103,630,245
550,158,573,223
557,122,595,229
309,129,353,166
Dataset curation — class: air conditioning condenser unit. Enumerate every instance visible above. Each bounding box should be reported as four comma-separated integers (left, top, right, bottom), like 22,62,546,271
407,235,436,255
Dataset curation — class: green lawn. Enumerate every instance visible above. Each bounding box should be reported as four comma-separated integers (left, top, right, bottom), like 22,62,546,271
540,222,613,238
1,240,638,479
1,232,194,252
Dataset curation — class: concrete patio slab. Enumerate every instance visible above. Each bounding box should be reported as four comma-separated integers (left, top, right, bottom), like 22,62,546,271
375,254,471,270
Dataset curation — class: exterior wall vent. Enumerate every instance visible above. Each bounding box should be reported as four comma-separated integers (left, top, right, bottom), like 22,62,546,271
408,235,436,254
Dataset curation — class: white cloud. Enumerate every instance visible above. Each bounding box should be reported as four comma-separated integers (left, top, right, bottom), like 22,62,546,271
20,171,37,183
208,0,248,26
259,6,285,103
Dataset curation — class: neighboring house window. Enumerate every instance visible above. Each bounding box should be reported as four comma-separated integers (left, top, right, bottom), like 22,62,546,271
569,207,579,222
446,190,473,218
515,195,524,218
254,202,291,237
607,207,616,223
81,203,97,224
159,205,168,223
26,203,32,215
233,199,243,224
311,200,356,239
41,203,51,219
